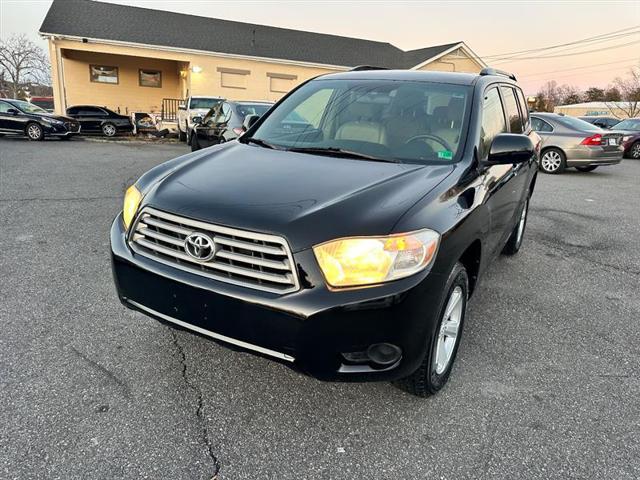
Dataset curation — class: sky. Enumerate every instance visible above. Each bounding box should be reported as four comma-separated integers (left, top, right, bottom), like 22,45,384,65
1,0,639,94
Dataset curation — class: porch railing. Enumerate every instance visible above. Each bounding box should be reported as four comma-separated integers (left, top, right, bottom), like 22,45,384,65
161,98,184,122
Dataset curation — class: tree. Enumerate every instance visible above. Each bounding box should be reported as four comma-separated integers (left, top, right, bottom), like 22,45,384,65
584,87,605,102
534,81,560,112
557,85,583,105
0,34,51,99
604,86,622,102
606,64,640,118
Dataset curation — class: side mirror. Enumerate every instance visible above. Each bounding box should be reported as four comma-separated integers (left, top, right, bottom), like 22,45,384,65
178,104,186,111
242,114,260,132
7,108,19,115
192,116,202,125
486,133,534,165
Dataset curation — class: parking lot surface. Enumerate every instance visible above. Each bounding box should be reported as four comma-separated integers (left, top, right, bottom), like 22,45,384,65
1,137,639,480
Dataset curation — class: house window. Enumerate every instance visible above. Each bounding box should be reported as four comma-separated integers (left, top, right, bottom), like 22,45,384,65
217,67,250,89
267,72,297,93
139,69,162,88
90,65,118,84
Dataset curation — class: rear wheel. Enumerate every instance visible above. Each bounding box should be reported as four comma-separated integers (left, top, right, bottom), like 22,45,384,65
539,148,566,174
26,122,44,141
575,165,598,172
502,197,529,255
394,262,468,397
629,141,640,159
101,123,117,137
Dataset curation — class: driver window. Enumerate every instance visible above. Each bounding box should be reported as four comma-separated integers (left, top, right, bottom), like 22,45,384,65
480,88,506,159
0,102,13,113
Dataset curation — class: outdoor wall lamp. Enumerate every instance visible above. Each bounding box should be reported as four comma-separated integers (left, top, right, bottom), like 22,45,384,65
190,65,203,73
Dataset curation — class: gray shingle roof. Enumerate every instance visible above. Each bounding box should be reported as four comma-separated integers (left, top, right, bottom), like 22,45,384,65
40,0,463,69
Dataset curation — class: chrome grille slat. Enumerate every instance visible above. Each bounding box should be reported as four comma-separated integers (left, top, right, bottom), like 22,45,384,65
129,207,299,294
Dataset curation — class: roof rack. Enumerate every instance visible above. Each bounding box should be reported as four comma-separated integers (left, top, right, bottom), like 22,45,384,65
349,65,389,71
479,67,517,81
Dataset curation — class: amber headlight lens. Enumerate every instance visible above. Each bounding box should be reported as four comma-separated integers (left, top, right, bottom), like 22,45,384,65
122,185,142,230
313,229,440,288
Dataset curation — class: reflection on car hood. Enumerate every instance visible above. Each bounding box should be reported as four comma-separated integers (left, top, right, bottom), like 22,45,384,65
39,112,76,122
144,142,454,251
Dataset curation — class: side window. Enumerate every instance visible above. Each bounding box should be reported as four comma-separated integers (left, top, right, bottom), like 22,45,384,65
515,88,530,129
0,101,13,113
67,107,79,115
480,88,507,158
531,117,553,132
500,86,524,134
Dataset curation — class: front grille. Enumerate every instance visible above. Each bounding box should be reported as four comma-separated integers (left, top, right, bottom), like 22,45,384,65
129,207,299,294
65,122,80,132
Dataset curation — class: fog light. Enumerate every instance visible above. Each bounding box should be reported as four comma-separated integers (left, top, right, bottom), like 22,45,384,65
366,343,402,366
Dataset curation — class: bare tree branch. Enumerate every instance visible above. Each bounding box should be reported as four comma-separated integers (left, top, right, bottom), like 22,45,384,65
605,64,640,118
0,34,51,98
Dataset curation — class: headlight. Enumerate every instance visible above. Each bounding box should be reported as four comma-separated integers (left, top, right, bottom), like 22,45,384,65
42,118,63,125
313,229,440,288
122,185,142,230
623,135,631,142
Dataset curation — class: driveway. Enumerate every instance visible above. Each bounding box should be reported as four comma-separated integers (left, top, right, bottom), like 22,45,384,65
1,137,638,479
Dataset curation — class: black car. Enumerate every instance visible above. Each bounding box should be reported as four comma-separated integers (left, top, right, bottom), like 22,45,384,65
578,116,620,129
111,68,538,397
66,105,134,137
610,117,640,159
0,98,80,140
190,100,273,151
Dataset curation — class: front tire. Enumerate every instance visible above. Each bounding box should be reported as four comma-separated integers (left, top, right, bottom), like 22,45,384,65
575,165,598,172
394,262,468,397
101,123,117,137
178,125,186,142
629,141,640,159
539,148,566,174
26,122,44,141
190,133,201,152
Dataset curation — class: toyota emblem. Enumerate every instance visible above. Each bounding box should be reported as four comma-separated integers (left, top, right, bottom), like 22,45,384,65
184,232,216,261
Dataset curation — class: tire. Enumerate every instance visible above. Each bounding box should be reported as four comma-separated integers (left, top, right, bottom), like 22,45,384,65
394,262,468,397
186,127,192,145
178,125,186,142
539,148,566,174
502,196,529,255
191,133,201,152
575,165,598,172
25,122,44,141
629,141,640,160
101,123,117,137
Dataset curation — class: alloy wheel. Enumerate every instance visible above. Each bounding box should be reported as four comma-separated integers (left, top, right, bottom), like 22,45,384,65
631,143,640,159
516,198,528,247
541,151,562,172
27,124,42,140
434,286,464,374
103,124,117,137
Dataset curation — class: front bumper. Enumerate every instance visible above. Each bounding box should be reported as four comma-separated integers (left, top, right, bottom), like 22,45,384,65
111,214,448,381
44,122,80,136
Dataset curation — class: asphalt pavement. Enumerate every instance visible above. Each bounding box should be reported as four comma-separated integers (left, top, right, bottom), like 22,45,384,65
1,136,638,479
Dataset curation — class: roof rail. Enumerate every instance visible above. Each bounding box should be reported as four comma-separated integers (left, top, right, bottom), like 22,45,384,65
349,65,389,71
479,67,517,81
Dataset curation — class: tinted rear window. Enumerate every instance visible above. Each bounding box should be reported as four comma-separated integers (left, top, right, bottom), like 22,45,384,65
555,116,601,132
500,86,523,134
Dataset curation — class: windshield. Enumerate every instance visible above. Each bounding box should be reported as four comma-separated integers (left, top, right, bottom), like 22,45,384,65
555,115,602,132
237,103,272,119
11,100,46,114
614,118,640,131
244,79,471,164
190,98,222,109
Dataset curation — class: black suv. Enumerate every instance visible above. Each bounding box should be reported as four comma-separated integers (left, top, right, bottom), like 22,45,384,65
190,100,273,151
66,105,134,137
111,68,538,397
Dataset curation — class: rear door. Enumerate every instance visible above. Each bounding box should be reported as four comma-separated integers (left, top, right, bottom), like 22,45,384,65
0,101,23,132
77,107,108,132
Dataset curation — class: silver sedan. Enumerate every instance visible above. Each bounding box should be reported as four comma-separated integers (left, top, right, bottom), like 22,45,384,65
531,113,623,174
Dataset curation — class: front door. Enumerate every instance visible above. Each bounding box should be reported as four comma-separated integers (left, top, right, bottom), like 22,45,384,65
0,101,24,133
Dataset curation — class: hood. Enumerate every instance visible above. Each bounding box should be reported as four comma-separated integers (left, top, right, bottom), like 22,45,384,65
40,112,76,122
610,129,640,136
144,142,454,252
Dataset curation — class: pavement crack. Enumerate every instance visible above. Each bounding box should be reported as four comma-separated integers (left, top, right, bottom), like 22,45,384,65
169,328,221,479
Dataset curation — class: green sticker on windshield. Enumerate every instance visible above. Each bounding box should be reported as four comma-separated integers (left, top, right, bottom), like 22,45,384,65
437,150,453,160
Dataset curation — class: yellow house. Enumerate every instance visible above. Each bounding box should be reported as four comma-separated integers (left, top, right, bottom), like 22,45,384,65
40,0,486,116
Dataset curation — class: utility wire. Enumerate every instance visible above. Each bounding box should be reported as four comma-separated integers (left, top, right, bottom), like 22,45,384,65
519,58,640,78
491,39,640,63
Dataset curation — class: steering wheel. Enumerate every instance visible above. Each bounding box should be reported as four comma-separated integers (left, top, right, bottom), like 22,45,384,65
404,134,454,153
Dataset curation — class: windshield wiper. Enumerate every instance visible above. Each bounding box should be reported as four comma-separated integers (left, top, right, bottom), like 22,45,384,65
287,146,399,163
244,137,283,150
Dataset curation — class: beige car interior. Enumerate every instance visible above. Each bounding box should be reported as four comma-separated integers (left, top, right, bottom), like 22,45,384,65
330,87,464,156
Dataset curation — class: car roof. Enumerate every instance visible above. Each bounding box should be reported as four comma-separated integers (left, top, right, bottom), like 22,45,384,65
317,69,485,86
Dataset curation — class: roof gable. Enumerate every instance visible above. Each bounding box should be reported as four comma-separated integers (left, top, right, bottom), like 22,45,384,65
40,0,469,69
